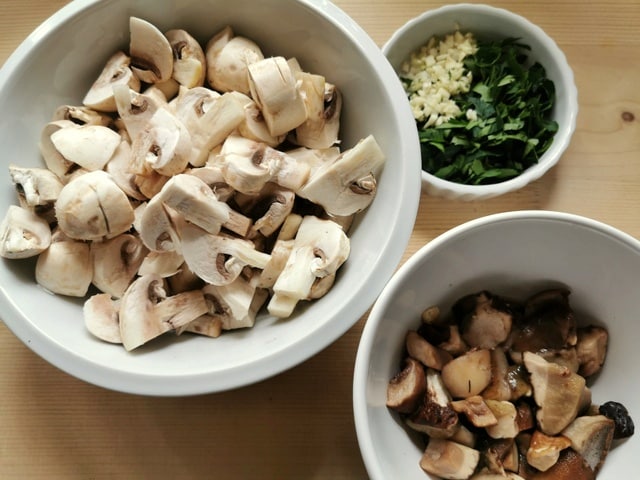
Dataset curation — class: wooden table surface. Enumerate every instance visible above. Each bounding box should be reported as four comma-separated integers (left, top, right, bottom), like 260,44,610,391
1,1,639,478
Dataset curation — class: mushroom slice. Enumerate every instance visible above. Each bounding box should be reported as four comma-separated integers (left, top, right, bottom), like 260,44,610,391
159,174,251,237
83,51,141,112
406,368,459,438
131,107,191,177
177,221,270,286
200,274,269,330
405,330,453,371
235,183,295,238
219,135,310,194
420,439,480,480
91,234,148,298
451,395,498,429
233,91,286,147
257,239,294,289
294,74,342,149
134,170,170,200
138,250,184,278
105,140,147,201
561,415,615,474
267,216,349,318
129,17,173,84
297,135,385,216
166,262,204,294
38,120,81,181
526,430,572,472
173,86,221,128
206,26,264,95
53,105,113,127
285,145,341,177
0,205,51,259
523,351,586,435
113,85,161,142
55,170,135,241
575,325,608,377
165,29,206,88
35,229,92,297
138,195,180,252
248,56,307,137
386,357,427,414
9,164,63,209
453,291,513,349
50,124,122,171
178,314,223,338
441,348,492,399
276,213,303,241
119,274,209,351
84,293,121,344
185,165,234,203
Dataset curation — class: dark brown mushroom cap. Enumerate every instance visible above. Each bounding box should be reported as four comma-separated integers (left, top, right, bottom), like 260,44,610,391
530,448,595,480
386,357,427,414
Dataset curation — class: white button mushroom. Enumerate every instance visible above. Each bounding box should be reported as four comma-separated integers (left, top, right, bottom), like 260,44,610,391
165,29,206,88
82,51,141,112
91,233,148,298
50,124,122,172
129,17,174,84
0,205,52,259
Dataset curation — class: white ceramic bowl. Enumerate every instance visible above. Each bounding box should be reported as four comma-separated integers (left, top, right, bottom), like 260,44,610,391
0,0,421,395
383,4,578,200
354,210,640,479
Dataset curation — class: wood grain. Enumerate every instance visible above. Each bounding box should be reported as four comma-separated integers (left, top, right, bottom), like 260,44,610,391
1,1,639,478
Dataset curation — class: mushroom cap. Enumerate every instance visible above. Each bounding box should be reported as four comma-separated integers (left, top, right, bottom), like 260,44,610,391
35,232,92,297
207,29,264,94
129,16,174,84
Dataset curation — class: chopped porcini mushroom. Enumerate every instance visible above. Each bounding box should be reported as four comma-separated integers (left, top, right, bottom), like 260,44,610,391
297,134,385,216
267,216,349,318
451,395,498,428
35,229,92,297
419,438,480,480
206,26,264,95
406,368,459,438
561,414,615,474
165,29,206,88
599,401,635,439
248,56,307,137
50,124,122,171
84,293,121,344
386,357,427,414
82,51,141,112
526,430,572,472
441,348,492,399
0,205,52,259
439,325,469,357
482,347,512,401
405,330,453,371
575,325,608,377
454,291,513,349
530,448,595,480
485,400,519,439
129,16,173,84
523,351,586,435
91,234,148,298
470,472,526,480
118,274,209,351
55,170,135,241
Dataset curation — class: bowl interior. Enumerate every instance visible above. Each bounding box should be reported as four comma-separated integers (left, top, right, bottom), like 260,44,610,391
0,0,421,395
354,211,640,479
383,4,577,199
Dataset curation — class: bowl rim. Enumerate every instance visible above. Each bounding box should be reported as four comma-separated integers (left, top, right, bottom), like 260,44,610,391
382,3,579,200
352,209,640,479
0,0,422,396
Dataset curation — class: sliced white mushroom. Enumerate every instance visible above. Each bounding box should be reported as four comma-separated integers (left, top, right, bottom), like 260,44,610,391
134,170,170,199
38,120,82,181
235,182,295,237
248,56,307,137
118,273,209,351
219,135,310,194
129,17,173,84
35,229,92,297
112,85,162,141
138,250,184,278
0,205,52,259
55,170,135,241
84,293,122,344
9,164,63,209
206,26,264,94
276,213,303,241
173,86,220,128
294,74,342,149
177,222,270,286
50,124,122,171
158,173,251,237
137,194,180,252
166,262,203,294
83,51,141,112
145,78,181,103
285,145,341,177
257,239,294,289
104,140,147,201
91,233,148,298
297,134,385,216
267,216,350,318
165,29,206,88
184,165,234,202
231,91,285,147
178,314,223,338
53,105,113,127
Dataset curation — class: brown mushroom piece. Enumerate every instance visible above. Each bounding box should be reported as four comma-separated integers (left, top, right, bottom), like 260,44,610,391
451,395,498,429
386,357,427,414
575,325,608,377
453,291,514,349
485,400,519,439
405,330,453,371
530,448,595,480
420,438,480,480
476,438,520,476
406,368,459,438
526,430,572,472
561,414,615,474
523,351,586,435
441,348,492,399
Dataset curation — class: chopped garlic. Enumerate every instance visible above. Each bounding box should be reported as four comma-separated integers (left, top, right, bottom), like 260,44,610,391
401,31,477,127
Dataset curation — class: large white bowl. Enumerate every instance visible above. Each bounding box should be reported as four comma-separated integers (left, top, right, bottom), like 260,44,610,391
0,0,421,395
383,4,578,200
354,210,639,479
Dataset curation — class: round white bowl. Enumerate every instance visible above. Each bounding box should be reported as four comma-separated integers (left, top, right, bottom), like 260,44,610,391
383,4,578,200
0,0,421,395
354,210,639,479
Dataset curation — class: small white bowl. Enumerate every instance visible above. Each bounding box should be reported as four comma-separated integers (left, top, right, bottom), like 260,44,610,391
354,210,639,479
0,0,421,395
383,4,578,200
